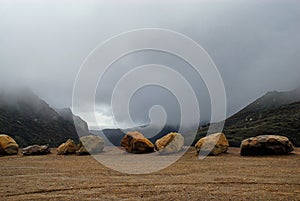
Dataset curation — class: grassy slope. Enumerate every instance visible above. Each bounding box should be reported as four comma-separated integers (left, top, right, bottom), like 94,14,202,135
194,89,300,147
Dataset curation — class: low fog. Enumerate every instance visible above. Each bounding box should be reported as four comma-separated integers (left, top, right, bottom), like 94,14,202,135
0,0,300,129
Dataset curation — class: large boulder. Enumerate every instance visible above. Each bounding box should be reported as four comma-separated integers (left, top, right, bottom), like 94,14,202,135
155,132,184,154
240,135,294,156
0,134,19,155
77,135,105,155
57,139,77,155
22,145,51,156
120,131,155,154
195,133,229,156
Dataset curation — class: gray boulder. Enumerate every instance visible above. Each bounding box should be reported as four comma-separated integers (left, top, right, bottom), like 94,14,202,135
77,135,105,155
22,145,51,155
240,135,294,156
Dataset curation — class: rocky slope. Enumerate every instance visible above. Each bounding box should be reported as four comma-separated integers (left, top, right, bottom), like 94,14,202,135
56,108,89,137
0,89,79,147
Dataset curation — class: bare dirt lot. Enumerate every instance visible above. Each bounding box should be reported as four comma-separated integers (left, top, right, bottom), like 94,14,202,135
1,147,300,201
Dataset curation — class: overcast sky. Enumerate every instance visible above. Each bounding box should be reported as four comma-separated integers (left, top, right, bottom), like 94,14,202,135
0,0,300,129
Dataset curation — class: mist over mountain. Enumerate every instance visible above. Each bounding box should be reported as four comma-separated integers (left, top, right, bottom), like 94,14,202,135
1,1,300,130
226,87,300,122
0,88,80,147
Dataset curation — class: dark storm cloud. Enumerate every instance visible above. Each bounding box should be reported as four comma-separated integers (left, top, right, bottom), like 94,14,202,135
0,0,299,129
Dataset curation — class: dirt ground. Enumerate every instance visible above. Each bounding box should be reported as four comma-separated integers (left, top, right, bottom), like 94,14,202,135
1,147,300,201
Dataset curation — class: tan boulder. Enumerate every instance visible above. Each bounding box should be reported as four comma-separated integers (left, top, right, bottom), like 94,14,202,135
77,135,105,155
155,132,184,154
120,131,155,154
57,139,77,155
0,134,19,155
195,133,229,156
240,135,294,156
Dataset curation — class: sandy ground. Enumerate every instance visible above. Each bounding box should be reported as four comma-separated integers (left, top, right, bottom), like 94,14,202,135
0,147,300,201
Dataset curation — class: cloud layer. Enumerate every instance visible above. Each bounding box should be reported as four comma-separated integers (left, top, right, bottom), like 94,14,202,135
1,0,300,129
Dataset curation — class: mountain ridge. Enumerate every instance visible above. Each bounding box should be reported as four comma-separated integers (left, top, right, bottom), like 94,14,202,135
225,87,300,126
0,89,80,147
195,87,300,147
55,108,90,137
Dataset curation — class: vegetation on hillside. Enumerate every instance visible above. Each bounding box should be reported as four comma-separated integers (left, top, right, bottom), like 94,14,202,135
0,89,79,147
194,96,300,147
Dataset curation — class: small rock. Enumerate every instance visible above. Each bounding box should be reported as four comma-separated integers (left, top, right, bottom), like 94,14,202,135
195,133,229,156
120,131,154,154
240,135,294,156
155,132,184,154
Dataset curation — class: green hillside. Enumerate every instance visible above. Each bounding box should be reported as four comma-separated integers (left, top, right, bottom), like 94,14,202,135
194,88,300,147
